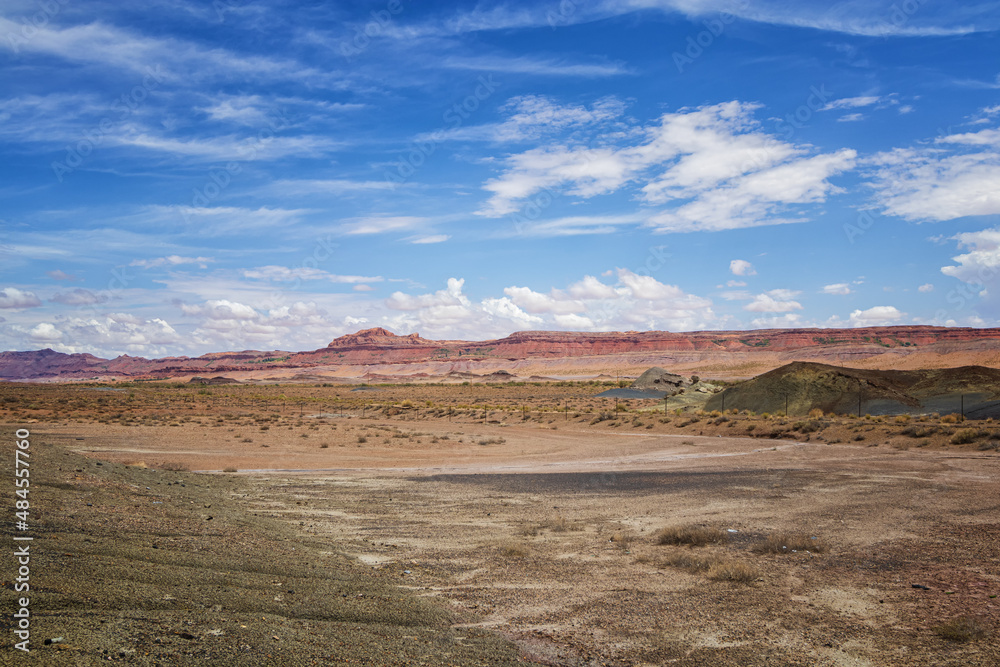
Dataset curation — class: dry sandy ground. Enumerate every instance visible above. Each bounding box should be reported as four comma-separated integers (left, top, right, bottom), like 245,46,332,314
30,412,1000,666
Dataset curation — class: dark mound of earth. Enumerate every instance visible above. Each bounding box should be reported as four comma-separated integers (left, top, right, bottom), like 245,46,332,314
707,361,1000,417
188,376,241,385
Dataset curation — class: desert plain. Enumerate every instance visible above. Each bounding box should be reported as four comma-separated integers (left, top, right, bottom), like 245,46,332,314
2,380,999,666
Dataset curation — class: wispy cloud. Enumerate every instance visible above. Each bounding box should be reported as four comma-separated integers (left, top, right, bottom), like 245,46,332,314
131,255,213,269
340,216,430,235
441,55,631,78
613,0,989,37
0,17,339,87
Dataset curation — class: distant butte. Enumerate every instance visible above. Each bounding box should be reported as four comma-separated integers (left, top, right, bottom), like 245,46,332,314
2,325,1000,382
328,327,435,348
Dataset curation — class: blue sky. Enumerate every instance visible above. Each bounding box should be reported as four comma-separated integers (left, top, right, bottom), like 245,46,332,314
1,0,1000,358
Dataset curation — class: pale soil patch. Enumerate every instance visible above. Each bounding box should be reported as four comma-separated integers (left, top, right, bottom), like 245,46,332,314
36,410,1000,665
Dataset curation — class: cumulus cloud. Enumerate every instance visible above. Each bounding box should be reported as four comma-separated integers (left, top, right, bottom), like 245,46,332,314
478,100,856,232
0,288,42,309
181,299,259,321
29,322,63,342
382,270,717,337
481,297,545,328
45,314,181,355
730,259,756,276
848,306,905,327
504,286,583,314
869,125,1000,222
918,283,934,293
567,275,618,300
744,290,803,313
179,298,333,351
941,228,1000,284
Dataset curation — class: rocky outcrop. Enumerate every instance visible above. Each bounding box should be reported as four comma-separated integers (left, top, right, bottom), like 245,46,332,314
327,328,434,349
631,367,688,396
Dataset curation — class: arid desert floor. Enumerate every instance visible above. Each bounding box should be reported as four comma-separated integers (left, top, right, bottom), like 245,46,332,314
2,382,999,665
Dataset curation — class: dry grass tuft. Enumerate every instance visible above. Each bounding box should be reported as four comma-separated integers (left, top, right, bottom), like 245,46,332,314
660,553,759,584
609,531,636,550
496,540,531,559
935,616,990,642
754,532,827,554
654,524,728,547
706,559,761,583
951,428,988,445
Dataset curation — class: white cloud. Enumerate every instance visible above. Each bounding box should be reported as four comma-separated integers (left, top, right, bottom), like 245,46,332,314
424,95,629,144
409,235,450,244
730,259,756,276
0,17,335,87
554,313,596,329
940,227,1000,284
242,266,383,284
29,322,63,342
340,216,429,235
821,96,883,111
131,255,214,269
750,313,803,328
34,313,182,355
615,0,987,37
181,299,259,321
155,206,307,236
847,305,905,327
441,56,629,78
837,113,865,123
506,213,646,238
744,290,803,313
918,283,934,293
822,283,853,295
380,270,717,338
504,286,583,314
0,288,42,309
263,179,398,196
481,297,545,327
49,289,109,306
617,270,686,301
868,134,1000,221
479,100,856,233
567,275,618,300
391,1,990,39
46,269,79,281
